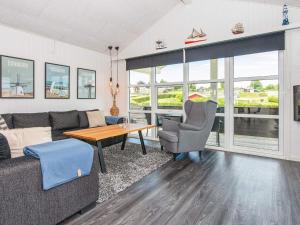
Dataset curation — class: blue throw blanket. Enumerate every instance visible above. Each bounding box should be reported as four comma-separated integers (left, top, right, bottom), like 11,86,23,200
24,138,94,190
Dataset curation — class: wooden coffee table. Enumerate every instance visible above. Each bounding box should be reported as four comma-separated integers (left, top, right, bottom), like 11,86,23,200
64,123,156,173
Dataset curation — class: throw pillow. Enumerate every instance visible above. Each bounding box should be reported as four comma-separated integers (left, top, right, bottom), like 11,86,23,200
13,113,50,128
49,110,79,130
0,115,9,130
1,114,13,129
78,109,99,128
86,110,106,128
0,127,52,158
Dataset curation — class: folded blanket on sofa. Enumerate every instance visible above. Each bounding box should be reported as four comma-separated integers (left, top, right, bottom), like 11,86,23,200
24,138,94,190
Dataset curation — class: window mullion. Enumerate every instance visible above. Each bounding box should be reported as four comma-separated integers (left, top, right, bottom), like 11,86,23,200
151,67,157,137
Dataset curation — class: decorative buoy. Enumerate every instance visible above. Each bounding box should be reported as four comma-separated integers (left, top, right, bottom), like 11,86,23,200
282,4,289,26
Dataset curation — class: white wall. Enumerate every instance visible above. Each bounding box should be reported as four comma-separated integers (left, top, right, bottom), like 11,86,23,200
0,24,127,115
283,28,300,161
120,0,300,58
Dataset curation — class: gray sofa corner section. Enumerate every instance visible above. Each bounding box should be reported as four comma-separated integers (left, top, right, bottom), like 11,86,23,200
0,148,99,225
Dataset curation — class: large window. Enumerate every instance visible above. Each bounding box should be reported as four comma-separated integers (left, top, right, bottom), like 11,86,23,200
127,51,282,154
188,58,225,147
156,64,183,83
129,68,151,85
129,68,151,110
233,51,279,151
157,86,183,110
189,58,225,81
156,64,184,110
129,112,152,137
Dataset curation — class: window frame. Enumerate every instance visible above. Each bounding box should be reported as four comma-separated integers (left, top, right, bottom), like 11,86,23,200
127,51,284,156
229,51,283,154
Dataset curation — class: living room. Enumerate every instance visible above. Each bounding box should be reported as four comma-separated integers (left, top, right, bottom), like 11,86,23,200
1,0,300,224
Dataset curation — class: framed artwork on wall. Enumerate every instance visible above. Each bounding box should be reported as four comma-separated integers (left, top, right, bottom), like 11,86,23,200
77,68,96,99
0,55,34,98
45,62,70,99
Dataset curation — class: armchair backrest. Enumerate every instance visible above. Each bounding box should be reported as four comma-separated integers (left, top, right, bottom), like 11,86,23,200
184,100,217,129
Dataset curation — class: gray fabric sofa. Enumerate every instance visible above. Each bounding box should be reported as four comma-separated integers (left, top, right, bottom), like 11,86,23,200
0,150,99,225
0,110,124,225
0,110,124,145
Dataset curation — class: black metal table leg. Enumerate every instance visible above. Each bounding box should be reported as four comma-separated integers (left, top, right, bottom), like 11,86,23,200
96,141,107,173
138,130,147,155
121,134,128,150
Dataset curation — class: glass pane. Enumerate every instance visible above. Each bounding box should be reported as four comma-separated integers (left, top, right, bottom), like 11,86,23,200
129,87,151,110
234,80,278,115
155,113,183,126
157,86,183,109
188,82,224,113
189,58,225,81
234,117,278,151
234,51,278,78
129,113,152,137
156,64,183,83
129,68,151,85
207,116,224,147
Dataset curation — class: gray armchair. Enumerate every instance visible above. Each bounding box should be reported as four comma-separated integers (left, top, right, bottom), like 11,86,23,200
158,100,217,160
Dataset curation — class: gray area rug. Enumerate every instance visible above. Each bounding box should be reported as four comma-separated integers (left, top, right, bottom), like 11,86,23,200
98,142,172,203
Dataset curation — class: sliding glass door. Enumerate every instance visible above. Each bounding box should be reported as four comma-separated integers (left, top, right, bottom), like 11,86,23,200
188,58,225,147
232,51,280,151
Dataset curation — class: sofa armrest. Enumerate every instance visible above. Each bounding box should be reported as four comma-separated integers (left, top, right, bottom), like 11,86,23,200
0,133,11,160
105,116,124,125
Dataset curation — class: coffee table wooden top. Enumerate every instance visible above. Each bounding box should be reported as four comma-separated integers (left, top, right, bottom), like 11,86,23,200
64,123,156,142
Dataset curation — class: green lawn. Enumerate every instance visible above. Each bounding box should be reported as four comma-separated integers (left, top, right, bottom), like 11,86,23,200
130,90,279,108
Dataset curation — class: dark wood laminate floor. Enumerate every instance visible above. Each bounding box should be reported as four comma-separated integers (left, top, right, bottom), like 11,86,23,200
66,140,300,225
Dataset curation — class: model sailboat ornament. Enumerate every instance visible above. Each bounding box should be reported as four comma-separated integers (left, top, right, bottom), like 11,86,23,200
185,28,207,45
231,23,244,35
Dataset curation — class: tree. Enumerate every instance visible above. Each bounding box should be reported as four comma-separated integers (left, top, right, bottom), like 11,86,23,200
189,84,197,92
220,82,225,90
137,81,146,85
250,80,263,91
265,84,278,91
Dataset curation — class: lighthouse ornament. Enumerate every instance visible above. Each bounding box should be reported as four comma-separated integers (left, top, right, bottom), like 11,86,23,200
282,4,289,26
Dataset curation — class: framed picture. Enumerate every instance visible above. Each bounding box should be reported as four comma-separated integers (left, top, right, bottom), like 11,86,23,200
0,55,34,98
77,68,96,99
45,63,70,99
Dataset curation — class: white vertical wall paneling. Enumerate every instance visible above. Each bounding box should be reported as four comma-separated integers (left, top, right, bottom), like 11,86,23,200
284,28,300,161
0,24,128,115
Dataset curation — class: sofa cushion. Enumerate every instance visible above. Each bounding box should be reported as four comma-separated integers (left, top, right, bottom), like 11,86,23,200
78,111,89,128
86,110,106,128
1,114,13,129
13,113,50,128
0,115,8,130
0,133,11,160
78,109,99,128
0,127,52,158
50,110,79,130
